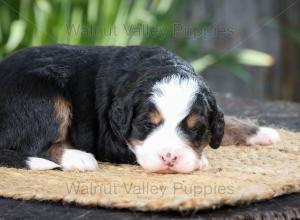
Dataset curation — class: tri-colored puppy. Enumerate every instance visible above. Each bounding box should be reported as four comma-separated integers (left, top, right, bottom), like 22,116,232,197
0,45,280,173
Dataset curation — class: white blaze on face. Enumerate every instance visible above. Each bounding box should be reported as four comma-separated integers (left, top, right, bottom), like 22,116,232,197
134,76,202,173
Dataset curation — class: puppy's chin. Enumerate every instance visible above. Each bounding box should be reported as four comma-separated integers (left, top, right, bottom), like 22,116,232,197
136,157,167,173
171,162,200,173
141,164,199,174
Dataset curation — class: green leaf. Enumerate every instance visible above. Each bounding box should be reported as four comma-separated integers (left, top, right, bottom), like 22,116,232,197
4,20,26,53
190,54,216,73
155,0,173,14
236,49,274,67
87,0,99,25
69,6,83,44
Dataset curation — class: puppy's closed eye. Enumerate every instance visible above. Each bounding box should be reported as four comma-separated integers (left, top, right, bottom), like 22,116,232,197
186,113,200,129
148,110,163,126
144,121,158,130
185,113,207,134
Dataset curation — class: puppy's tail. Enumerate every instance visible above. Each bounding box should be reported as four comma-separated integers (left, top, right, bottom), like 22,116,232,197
222,116,280,146
0,149,60,170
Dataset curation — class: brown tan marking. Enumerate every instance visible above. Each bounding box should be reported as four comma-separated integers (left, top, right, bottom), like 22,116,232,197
47,142,71,163
149,110,163,125
53,96,72,143
185,113,207,158
48,97,73,163
129,139,142,147
186,113,199,129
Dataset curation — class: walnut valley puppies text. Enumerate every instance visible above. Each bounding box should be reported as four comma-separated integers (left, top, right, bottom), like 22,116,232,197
65,181,235,198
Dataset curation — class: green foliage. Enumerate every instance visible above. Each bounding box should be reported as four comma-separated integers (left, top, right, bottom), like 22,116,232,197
0,0,274,80
0,0,179,53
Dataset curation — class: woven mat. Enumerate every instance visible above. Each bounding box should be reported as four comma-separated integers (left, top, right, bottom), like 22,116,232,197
0,129,299,212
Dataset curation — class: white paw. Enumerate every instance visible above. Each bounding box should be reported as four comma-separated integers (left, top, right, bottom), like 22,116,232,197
246,127,280,145
27,157,61,170
199,154,209,170
61,149,98,171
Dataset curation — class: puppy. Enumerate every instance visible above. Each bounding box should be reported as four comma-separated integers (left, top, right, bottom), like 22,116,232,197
0,45,280,173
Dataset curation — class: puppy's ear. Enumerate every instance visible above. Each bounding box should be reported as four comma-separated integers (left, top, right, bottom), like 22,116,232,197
109,96,133,141
208,96,225,149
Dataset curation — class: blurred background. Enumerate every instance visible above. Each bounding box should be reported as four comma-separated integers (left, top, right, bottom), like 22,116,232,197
0,0,299,102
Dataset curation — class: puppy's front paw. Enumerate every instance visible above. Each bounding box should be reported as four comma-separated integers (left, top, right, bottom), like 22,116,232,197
246,127,280,145
61,149,98,171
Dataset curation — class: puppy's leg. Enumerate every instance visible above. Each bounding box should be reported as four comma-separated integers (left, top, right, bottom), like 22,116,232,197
28,96,98,171
27,142,98,171
221,116,280,146
0,89,66,170
46,97,98,171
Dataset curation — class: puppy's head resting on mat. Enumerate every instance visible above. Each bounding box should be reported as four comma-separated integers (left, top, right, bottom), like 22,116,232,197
109,70,224,173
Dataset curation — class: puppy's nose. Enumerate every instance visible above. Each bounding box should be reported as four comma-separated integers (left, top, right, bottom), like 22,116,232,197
161,152,178,167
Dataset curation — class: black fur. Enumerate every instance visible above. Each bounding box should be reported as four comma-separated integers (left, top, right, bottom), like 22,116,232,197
0,45,224,168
